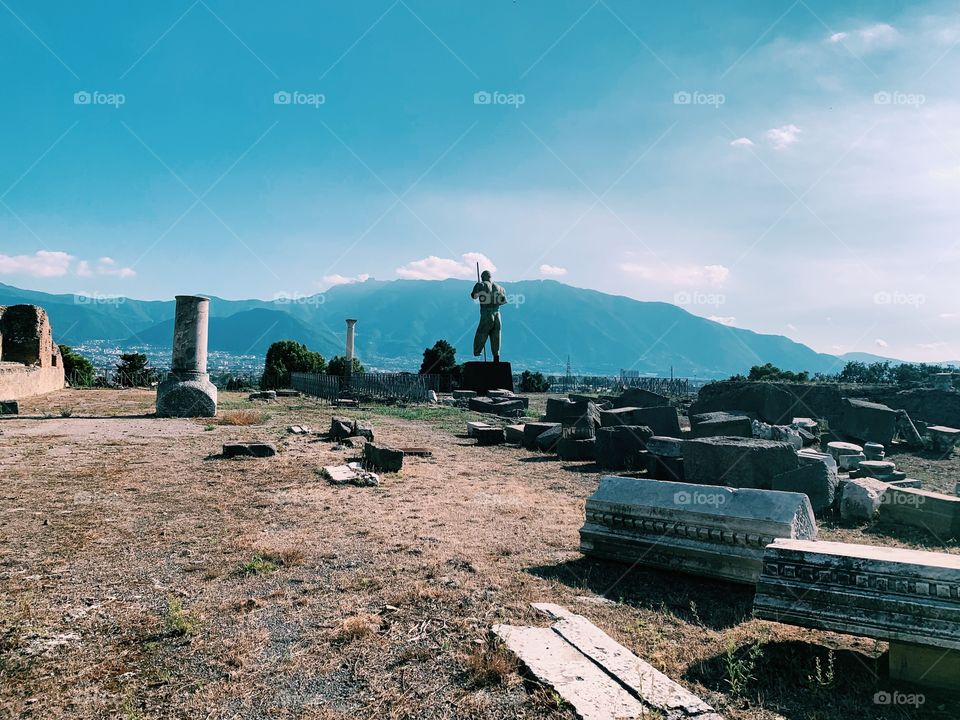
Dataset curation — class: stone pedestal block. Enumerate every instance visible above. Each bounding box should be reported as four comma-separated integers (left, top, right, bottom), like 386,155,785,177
580,476,817,585
156,295,217,418
461,361,513,394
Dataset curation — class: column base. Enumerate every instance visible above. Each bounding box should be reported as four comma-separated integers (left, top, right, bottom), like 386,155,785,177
156,373,218,418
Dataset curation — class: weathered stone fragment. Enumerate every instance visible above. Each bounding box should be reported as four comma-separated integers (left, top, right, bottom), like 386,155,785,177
475,426,506,446
504,424,525,445
771,461,837,514
879,485,960,539
522,422,559,449
689,411,752,438
613,387,670,409
544,397,575,422
605,405,681,437
561,401,601,439
580,475,817,584
557,437,595,461
223,441,277,458
928,425,960,453
595,425,653,470
0,400,19,415
362,443,404,472
839,477,888,521
452,389,476,400
535,424,562,452
684,437,798,490
839,397,897,445
753,538,960,691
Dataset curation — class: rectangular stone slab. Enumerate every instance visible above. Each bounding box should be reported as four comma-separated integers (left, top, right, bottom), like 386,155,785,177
878,486,960,540
754,539,960,651
531,609,721,719
580,476,817,585
492,625,647,720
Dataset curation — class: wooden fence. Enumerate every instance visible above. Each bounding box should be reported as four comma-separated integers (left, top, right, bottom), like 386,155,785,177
291,372,438,403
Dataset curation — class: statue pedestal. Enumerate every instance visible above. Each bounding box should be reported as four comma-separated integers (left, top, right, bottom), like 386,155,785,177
462,361,513,395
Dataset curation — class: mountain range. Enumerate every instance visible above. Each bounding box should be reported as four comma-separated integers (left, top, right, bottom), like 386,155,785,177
1,279,880,377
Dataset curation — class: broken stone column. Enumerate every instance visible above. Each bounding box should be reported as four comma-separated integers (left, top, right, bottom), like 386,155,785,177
156,295,217,418
345,319,357,362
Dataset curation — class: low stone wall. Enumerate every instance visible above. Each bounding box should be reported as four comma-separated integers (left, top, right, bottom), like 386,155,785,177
0,362,65,400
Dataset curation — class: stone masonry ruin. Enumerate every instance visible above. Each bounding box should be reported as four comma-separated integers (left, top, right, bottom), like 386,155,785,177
0,304,65,401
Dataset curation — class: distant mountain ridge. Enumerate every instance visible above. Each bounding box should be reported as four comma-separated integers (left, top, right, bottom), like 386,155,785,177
3,279,851,377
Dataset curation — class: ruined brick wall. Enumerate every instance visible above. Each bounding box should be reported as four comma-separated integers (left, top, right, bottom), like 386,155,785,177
0,304,64,399
0,304,57,368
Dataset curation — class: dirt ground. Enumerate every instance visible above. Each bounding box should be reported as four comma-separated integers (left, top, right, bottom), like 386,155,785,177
1,389,957,719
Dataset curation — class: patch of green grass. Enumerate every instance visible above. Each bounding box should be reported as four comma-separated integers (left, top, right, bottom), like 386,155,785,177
164,596,200,637
232,549,301,577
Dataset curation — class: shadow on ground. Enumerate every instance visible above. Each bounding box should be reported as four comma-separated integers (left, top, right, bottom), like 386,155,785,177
526,556,752,631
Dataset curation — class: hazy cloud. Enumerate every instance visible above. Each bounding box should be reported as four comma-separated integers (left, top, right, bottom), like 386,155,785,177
539,264,568,277
0,250,74,278
765,124,802,150
397,252,497,280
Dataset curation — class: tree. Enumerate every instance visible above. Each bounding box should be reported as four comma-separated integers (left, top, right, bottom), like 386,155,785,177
519,370,550,392
744,363,809,383
261,340,326,389
115,352,160,387
419,340,458,375
327,355,364,376
59,344,95,386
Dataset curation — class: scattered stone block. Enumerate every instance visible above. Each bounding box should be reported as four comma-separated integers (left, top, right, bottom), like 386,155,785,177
535,424,562,452
595,425,653,470
887,478,922,489
684,437,798,490
863,441,885,461
895,409,924,448
754,538,960,691
580,475,817,584
475,426,506,446
544,397,575,423
557,437,596,461
362,443,404,472
499,603,724,720
772,460,838,515
839,477,888,521
603,405,681,437
879,485,960,539
329,416,355,440
645,436,685,458
561,401,601,439
928,425,960,453
504,424,525,445
340,436,367,448
321,463,379,487
827,441,865,471
839,397,897,445
249,390,276,401
613,387,670,409
856,459,897,479
522,421,559,449
469,396,527,418
466,421,491,437
689,411,752,438
275,389,301,398
452,389,476,400
0,400,19,415
223,441,277,458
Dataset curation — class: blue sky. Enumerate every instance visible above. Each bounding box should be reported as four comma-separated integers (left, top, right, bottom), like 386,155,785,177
2,1,959,361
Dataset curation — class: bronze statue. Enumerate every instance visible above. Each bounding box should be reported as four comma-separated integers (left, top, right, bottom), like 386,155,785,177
471,269,506,362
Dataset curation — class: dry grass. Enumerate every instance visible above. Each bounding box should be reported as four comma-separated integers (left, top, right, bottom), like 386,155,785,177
214,409,268,426
463,640,517,688
2,388,958,719
334,613,381,643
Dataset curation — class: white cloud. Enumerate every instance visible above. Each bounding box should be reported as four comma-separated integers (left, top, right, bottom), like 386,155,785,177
76,260,93,277
709,315,736,326
95,257,136,278
0,250,74,278
396,252,497,280
322,273,370,288
730,137,754,147
539,264,567,277
765,124,802,150
621,262,730,288
875,338,889,348
919,341,947,351
828,23,899,51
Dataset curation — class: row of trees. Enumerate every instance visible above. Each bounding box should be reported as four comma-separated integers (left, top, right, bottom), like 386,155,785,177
261,340,364,389
60,345,161,388
731,361,957,387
